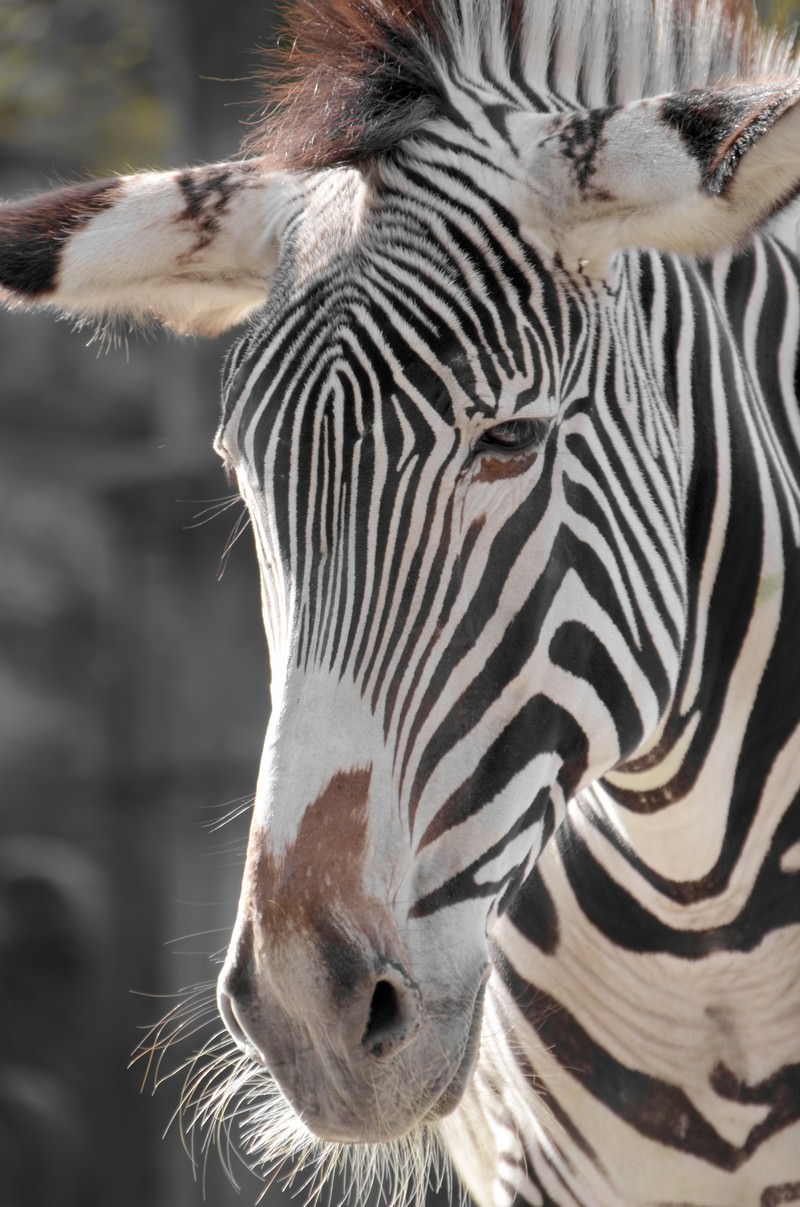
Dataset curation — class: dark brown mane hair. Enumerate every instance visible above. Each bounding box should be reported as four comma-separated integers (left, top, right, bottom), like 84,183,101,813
248,0,781,174
248,0,451,170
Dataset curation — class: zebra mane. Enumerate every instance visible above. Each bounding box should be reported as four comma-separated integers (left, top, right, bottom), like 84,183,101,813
250,0,796,171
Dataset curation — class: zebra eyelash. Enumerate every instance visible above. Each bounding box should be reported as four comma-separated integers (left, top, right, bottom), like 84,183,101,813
473,416,551,455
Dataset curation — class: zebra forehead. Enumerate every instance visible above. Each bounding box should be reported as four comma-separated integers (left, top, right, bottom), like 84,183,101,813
237,172,574,399
226,255,559,453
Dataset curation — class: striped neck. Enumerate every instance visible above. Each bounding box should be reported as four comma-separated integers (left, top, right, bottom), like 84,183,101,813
599,243,800,920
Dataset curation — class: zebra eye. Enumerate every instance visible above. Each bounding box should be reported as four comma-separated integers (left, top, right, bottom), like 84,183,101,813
476,418,548,454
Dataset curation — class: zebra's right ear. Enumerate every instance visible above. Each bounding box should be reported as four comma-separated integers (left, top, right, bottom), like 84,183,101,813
0,162,300,336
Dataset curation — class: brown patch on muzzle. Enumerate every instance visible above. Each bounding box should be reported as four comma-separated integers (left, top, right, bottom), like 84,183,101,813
247,765,375,943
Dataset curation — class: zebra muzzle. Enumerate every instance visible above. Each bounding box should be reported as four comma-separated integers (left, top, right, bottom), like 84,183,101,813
218,948,422,1066
215,935,450,1143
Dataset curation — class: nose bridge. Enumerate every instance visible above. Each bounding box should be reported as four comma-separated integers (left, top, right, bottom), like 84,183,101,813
253,762,375,937
253,669,394,856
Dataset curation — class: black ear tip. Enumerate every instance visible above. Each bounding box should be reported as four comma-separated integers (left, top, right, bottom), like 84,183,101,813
0,179,122,299
0,230,59,298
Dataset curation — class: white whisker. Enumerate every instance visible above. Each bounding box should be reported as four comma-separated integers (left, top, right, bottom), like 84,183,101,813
217,506,252,579
137,981,461,1207
181,494,243,529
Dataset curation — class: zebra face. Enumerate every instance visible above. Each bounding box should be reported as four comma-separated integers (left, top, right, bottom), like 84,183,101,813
215,173,686,1144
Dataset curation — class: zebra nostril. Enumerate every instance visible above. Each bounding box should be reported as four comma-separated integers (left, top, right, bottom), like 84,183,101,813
218,973,266,1064
362,971,421,1058
365,979,400,1038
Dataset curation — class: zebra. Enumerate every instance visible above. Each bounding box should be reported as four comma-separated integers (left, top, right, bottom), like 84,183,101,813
3,0,800,1202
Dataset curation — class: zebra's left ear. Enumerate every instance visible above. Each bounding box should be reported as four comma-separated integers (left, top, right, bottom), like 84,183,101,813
518,81,800,270
0,162,300,336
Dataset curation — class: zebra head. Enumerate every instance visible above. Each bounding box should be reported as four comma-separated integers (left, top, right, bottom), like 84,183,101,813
210,160,682,1144
4,0,800,1190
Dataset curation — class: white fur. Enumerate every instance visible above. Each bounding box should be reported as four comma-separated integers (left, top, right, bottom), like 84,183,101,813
509,87,800,274
5,164,302,336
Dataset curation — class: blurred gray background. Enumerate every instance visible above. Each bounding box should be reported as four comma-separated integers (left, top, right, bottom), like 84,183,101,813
1,3,295,1204
0,2,797,1205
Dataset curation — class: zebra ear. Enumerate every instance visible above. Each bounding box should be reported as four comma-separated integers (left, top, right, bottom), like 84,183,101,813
0,162,298,336
519,81,800,269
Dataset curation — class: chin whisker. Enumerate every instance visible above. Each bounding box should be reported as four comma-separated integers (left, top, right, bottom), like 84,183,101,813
132,979,461,1205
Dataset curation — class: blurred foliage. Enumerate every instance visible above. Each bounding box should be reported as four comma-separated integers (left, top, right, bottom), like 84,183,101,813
761,0,800,33
0,0,177,172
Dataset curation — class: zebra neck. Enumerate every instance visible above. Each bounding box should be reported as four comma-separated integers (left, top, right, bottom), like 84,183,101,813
599,519,798,897
598,242,800,920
